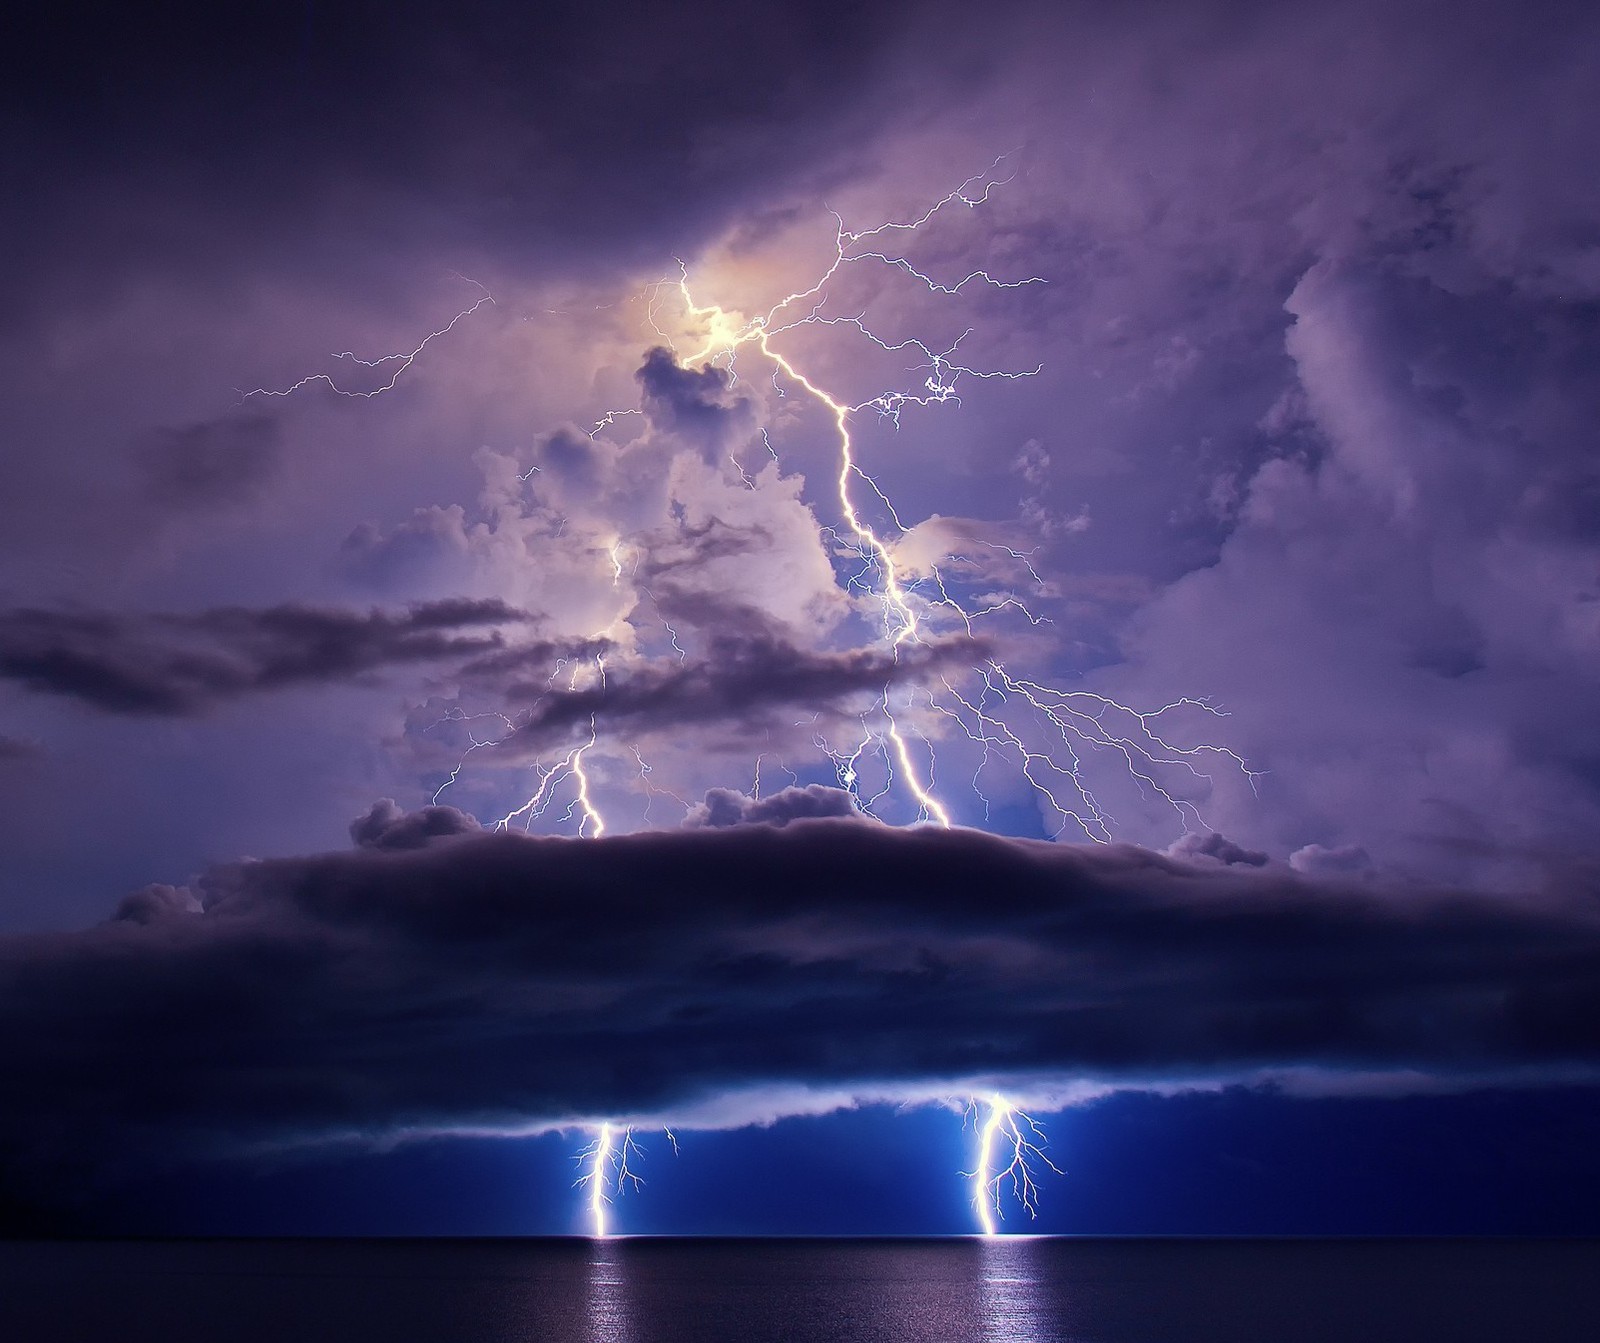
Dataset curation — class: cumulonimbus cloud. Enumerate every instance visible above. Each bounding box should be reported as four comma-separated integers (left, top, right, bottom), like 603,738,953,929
1,803,1595,1176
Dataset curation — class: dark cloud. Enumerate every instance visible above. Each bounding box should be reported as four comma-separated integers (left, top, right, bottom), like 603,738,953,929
1,815,1596,1175
635,348,756,451
628,519,791,633
536,427,607,499
1516,467,1600,544
350,798,482,850
501,634,981,749
459,635,615,681
135,413,281,509
638,517,773,579
0,735,39,761
0,599,532,716
685,784,863,828
1,0,935,320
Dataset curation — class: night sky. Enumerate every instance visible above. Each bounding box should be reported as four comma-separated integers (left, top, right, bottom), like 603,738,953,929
3,0,1600,1236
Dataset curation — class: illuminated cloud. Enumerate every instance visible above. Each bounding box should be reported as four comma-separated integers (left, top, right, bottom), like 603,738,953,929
684,784,864,828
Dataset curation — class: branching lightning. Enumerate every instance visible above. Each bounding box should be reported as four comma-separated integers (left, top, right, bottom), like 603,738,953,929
492,711,605,836
575,1123,645,1238
968,1095,1064,1236
254,157,1253,845
648,154,1252,838
240,276,495,400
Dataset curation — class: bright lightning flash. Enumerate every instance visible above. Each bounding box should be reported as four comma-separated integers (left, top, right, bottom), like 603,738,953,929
576,1123,645,1238
969,1095,1063,1236
648,155,1254,834
653,162,1052,826
492,711,606,837
255,155,1255,845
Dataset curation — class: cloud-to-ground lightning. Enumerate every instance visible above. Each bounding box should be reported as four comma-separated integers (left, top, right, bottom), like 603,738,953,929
969,1095,1064,1236
575,1123,644,1238
250,156,1254,1233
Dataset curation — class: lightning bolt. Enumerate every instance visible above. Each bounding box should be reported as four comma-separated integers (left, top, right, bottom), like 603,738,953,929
657,157,1051,826
968,1095,1064,1236
569,717,605,838
250,157,1252,845
492,713,605,836
651,153,1250,840
240,276,495,400
425,706,518,805
575,1123,645,1238
631,744,690,825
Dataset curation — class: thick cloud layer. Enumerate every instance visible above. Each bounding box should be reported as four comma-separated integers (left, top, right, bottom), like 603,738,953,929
499,634,980,751
2,0,935,313
2,810,1595,1176
0,599,530,715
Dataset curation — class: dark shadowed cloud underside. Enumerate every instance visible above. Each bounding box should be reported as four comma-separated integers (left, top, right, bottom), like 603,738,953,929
3,804,1596,1174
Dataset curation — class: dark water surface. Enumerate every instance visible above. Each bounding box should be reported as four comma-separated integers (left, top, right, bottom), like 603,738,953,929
1,1237,1594,1342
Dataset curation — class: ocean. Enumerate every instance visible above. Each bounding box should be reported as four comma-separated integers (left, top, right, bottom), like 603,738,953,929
0,1237,1594,1342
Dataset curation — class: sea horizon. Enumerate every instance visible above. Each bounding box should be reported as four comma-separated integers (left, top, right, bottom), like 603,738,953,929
4,1232,1595,1342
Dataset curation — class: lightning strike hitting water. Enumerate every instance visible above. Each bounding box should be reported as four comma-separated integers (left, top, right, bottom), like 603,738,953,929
969,1095,1064,1236
576,1123,645,1238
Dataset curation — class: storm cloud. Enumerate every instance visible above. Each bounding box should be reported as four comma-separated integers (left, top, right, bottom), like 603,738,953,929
5,0,1600,1240
0,599,532,715
498,633,983,750
635,347,757,451
1,809,1596,1174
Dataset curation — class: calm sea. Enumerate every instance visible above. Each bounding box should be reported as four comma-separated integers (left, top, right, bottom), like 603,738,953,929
0,1237,1594,1342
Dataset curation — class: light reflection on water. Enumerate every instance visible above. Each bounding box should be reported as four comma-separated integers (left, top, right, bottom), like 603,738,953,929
569,1235,1065,1343
584,1240,634,1343
978,1236,1053,1343
0,1237,1595,1343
